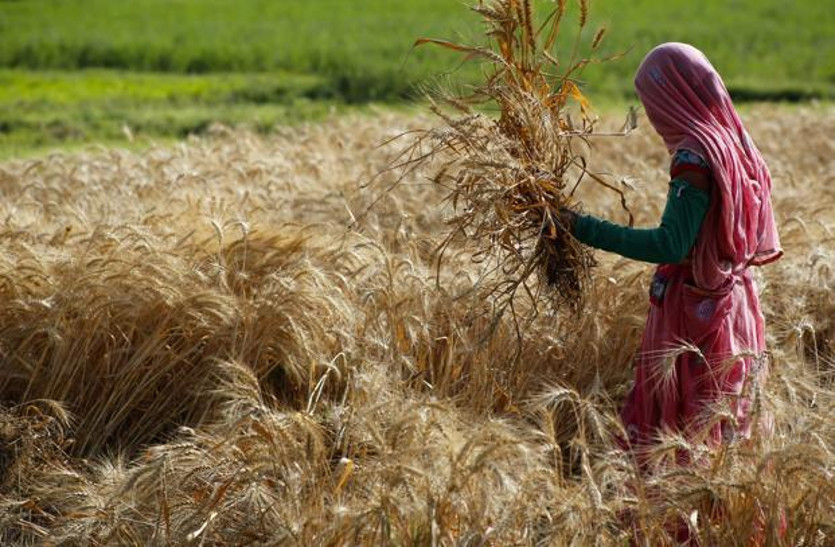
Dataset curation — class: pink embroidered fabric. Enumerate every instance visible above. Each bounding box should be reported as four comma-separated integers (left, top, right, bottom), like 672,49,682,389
620,43,783,454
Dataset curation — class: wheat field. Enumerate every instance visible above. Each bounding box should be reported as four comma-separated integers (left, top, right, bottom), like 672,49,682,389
0,105,832,545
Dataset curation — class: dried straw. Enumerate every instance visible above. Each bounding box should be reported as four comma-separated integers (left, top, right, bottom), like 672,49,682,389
0,101,831,546
399,0,633,323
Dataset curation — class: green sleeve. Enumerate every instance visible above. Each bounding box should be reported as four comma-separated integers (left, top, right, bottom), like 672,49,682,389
571,179,710,264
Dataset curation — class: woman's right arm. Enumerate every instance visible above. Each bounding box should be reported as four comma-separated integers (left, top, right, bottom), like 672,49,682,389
570,175,710,264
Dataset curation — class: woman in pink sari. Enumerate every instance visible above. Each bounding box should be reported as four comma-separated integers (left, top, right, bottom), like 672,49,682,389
566,42,782,456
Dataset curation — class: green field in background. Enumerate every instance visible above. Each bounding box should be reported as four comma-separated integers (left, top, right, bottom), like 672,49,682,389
0,70,356,158
3,0,833,99
1,0,832,157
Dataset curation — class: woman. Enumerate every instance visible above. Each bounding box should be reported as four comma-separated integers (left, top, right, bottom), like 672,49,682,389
565,43,782,460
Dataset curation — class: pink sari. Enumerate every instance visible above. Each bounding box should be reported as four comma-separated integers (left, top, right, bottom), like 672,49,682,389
620,43,783,455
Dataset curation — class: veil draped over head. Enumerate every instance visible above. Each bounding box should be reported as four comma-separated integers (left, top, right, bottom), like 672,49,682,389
634,43,782,291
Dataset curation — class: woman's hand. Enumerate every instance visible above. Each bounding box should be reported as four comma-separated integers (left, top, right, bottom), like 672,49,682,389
541,208,577,240
558,207,578,233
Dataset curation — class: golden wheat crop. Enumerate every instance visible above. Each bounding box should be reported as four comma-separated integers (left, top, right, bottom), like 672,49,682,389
0,104,832,545
407,0,630,319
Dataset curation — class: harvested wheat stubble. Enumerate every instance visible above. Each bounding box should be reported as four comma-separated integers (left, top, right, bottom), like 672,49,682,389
394,0,634,324
0,105,832,545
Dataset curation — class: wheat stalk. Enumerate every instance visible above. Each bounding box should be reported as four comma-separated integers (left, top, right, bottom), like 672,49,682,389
396,0,633,326
0,87,830,545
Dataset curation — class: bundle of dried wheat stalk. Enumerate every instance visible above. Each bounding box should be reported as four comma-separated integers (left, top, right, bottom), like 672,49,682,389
392,0,633,321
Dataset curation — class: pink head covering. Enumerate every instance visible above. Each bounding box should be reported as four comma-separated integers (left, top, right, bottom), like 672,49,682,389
634,43,782,290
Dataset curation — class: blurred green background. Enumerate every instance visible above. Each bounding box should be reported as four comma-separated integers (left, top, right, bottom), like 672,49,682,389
1,0,832,158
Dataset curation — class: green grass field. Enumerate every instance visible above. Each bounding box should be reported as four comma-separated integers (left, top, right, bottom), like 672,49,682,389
3,0,833,98
0,69,358,158
1,0,833,156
